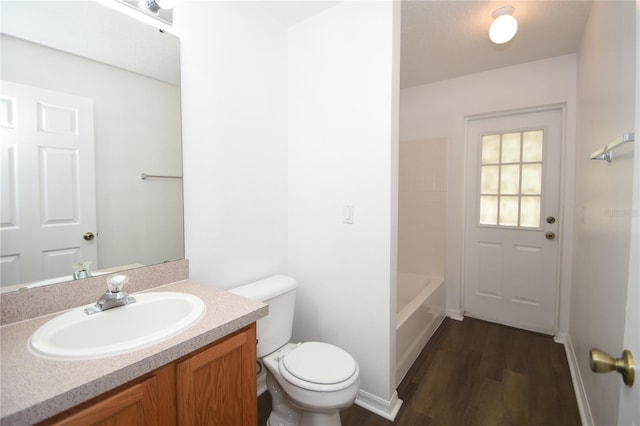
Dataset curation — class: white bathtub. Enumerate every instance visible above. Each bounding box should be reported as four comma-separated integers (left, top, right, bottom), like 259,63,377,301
396,272,445,386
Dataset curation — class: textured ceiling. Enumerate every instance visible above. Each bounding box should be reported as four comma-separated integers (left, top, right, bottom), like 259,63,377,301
401,1,593,88
261,1,594,89
3,1,594,90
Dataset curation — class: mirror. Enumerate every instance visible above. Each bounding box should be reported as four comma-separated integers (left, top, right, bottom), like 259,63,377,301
0,1,183,292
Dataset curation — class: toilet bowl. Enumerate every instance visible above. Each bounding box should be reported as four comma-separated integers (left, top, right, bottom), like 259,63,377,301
229,275,360,426
263,342,360,425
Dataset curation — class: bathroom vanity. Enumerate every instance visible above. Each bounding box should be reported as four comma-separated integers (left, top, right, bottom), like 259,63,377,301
0,262,267,425
42,325,257,425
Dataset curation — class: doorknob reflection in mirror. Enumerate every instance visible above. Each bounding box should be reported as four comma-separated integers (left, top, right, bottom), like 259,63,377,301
546,216,556,224
83,232,95,241
590,348,635,387
545,232,556,240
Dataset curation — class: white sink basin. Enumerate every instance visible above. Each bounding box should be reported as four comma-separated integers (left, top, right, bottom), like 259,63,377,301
29,292,206,360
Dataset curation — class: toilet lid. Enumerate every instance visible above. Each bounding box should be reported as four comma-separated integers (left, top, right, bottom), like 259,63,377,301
281,342,357,385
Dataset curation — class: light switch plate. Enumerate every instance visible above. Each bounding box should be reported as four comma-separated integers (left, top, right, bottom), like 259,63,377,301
343,205,354,224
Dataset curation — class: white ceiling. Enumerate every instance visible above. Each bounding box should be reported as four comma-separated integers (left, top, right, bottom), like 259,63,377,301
2,1,594,90
400,0,593,88
263,0,593,89
1,1,180,85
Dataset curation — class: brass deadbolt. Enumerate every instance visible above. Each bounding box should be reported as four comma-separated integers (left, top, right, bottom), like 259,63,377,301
590,348,635,387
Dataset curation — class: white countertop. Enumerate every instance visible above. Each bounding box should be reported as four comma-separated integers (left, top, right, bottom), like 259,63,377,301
0,279,267,425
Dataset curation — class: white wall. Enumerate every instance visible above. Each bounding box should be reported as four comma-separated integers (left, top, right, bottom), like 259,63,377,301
176,2,289,287
400,55,577,333
1,34,183,272
179,1,401,416
287,1,401,415
570,2,636,424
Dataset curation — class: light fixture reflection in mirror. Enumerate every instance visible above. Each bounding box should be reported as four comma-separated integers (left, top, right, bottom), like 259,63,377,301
0,1,184,293
116,0,174,24
144,0,176,13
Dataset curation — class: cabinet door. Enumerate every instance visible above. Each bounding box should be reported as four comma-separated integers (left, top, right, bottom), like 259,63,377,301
176,325,257,425
50,376,158,425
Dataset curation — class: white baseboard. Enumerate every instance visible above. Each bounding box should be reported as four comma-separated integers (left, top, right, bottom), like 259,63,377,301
354,389,403,421
446,309,464,321
554,331,567,344
258,369,403,422
563,334,594,426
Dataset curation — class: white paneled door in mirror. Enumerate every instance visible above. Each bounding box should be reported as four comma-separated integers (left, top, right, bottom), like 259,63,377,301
0,81,97,289
463,107,563,334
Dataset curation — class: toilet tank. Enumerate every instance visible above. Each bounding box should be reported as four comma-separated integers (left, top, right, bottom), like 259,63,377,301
229,275,297,357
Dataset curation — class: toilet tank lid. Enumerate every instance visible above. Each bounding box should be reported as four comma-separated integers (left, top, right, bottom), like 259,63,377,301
228,274,297,302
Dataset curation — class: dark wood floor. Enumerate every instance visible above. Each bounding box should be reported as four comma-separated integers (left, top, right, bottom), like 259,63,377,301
259,317,582,425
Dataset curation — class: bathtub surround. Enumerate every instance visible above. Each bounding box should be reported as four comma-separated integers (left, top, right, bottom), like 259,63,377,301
395,136,448,383
398,138,447,278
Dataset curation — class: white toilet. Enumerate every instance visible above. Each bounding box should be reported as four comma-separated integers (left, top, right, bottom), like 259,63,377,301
229,275,360,426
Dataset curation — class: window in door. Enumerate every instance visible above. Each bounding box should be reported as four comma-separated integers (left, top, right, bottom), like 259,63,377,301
478,130,543,228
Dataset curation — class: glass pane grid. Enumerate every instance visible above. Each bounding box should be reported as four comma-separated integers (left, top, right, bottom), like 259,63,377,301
478,130,544,229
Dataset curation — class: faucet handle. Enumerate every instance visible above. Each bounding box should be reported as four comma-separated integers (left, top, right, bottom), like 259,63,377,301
72,261,93,280
107,275,129,293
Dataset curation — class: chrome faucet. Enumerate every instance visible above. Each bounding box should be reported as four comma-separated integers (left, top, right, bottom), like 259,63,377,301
84,275,136,315
73,261,93,280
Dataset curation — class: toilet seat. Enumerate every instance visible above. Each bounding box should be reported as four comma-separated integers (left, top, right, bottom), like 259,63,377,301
279,342,359,392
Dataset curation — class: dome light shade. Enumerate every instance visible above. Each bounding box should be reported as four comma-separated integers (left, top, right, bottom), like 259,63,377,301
489,7,518,44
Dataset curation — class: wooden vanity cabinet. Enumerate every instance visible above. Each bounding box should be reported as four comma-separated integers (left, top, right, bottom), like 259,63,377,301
176,324,257,424
43,324,257,426
46,374,164,426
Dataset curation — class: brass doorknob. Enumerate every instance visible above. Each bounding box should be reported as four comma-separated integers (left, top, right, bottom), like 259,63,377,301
545,232,556,240
83,232,95,241
590,348,635,387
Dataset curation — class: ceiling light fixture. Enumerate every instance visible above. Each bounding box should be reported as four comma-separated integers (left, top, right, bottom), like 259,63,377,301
489,6,518,44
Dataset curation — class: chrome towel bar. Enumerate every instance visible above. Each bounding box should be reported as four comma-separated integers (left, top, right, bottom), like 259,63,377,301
140,173,183,180
590,132,635,162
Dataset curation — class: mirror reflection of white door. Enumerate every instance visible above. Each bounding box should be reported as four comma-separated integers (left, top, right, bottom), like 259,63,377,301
0,81,97,287
463,107,563,334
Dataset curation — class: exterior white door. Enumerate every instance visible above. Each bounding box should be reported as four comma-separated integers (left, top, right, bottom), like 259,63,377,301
463,107,563,334
1,81,97,287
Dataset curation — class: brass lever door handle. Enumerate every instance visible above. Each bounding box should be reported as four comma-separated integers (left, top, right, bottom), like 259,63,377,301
590,348,635,386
